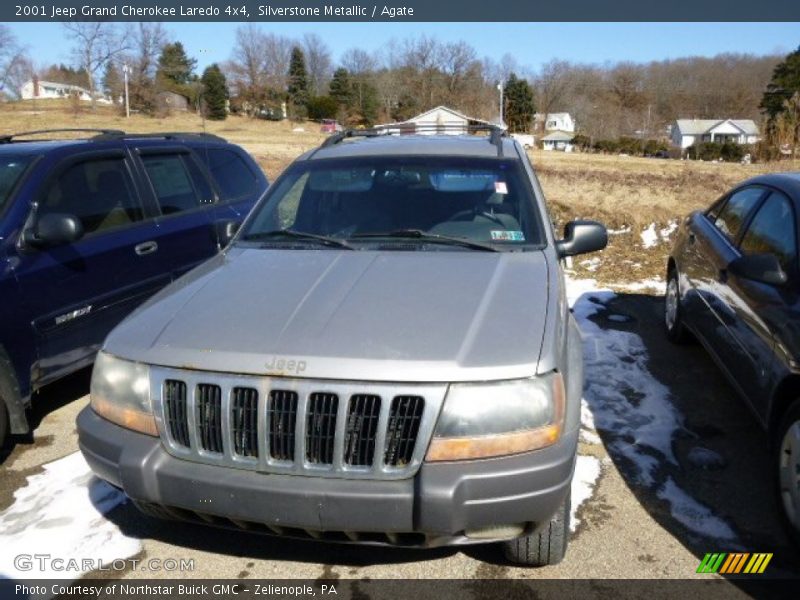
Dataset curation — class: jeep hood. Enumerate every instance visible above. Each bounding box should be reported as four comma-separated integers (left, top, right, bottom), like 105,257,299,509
105,247,553,382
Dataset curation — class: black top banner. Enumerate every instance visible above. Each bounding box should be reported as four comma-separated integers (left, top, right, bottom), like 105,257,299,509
3,0,800,22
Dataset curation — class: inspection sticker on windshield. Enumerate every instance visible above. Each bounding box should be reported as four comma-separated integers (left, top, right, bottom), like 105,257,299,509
491,230,525,241
494,181,508,194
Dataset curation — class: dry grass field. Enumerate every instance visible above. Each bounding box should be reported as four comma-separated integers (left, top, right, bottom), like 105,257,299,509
3,100,799,287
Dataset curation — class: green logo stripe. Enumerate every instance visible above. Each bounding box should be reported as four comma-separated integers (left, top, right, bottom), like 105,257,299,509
710,553,727,573
698,553,727,573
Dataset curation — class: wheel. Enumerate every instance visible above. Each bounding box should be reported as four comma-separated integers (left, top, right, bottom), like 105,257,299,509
0,400,8,449
665,268,690,343
503,490,570,566
776,401,800,546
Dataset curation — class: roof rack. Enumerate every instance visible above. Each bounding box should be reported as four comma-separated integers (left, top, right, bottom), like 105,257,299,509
0,128,125,144
90,131,227,143
315,123,508,157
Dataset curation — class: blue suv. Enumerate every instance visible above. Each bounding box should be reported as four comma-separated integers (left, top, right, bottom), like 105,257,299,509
0,129,268,445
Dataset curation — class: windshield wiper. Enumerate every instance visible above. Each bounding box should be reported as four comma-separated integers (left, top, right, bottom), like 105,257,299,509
350,229,499,252
241,229,353,250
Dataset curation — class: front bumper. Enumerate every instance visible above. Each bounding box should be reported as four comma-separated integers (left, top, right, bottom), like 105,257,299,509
78,407,577,547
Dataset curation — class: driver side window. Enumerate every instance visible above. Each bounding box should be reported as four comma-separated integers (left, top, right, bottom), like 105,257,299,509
39,158,143,235
739,192,797,273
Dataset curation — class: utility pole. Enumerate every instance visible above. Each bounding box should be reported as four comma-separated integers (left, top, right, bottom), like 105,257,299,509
497,81,504,128
122,63,130,118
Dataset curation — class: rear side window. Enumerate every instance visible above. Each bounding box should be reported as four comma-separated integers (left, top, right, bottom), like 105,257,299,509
141,154,203,215
713,187,764,242
201,148,258,201
39,158,143,235
740,192,797,272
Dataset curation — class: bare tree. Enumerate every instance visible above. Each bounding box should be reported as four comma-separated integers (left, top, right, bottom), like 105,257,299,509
0,25,32,99
302,33,332,97
63,22,126,109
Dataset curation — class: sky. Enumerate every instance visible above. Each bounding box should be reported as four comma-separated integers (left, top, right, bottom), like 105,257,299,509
6,22,799,72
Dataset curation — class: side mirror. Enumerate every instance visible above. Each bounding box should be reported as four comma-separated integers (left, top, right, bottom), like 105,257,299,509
728,253,787,286
556,220,608,258
25,213,84,248
215,219,240,248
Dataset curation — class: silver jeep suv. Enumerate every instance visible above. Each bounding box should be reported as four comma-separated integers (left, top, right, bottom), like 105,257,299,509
78,127,607,566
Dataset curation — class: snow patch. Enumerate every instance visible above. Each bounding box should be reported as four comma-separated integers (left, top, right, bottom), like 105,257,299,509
608,226,631,235
0,452,141,580
660,221,678,239
579,257,601,272
657,478,737,542
640,223,659,248
568,278,682,485
570,455,602,532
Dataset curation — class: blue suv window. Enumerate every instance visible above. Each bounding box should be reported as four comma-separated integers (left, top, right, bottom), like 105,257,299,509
142,154,205,215
203,148,258,202
39,158,143,234
0,154,34,213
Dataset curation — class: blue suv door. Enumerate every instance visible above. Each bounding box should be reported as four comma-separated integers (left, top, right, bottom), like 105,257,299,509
194,145,267,225
131,145,219,278
12,149,169,387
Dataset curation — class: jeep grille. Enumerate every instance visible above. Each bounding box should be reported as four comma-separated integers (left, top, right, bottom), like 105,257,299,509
151,367,445,480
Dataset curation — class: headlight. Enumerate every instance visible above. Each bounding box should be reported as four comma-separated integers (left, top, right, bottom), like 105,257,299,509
90,351,157,436
426,373,565,461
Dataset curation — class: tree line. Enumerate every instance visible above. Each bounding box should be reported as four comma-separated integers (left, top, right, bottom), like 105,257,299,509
0,23,798,154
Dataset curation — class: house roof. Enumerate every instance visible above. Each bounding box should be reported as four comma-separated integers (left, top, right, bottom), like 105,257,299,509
534,112,572,121
674,119,759,136
33,80,90,93
542,130,575,142
377,106,494,128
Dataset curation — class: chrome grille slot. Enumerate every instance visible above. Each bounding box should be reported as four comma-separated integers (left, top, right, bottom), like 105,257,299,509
164,380,190,448
305,393,338,465
268,390,298,461
231,387,259,458
385,396,425,467
344,395,381,466
152,368,445,480
197,384,223,453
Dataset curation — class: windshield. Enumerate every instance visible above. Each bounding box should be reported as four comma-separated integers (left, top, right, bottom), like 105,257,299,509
240,156,544,250
0,155,33,214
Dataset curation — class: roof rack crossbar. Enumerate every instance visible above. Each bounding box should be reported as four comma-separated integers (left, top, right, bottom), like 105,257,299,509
90,131,227,143
314,122,508,157
0,128,125,144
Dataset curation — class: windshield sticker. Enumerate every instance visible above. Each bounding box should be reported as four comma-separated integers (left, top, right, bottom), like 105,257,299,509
491,230,525,242
494,181,509,194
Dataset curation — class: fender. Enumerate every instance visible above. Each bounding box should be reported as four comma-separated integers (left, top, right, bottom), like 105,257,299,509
0,345,29,434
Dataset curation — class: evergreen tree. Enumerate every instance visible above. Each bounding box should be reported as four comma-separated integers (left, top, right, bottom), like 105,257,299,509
760,46,800,152
328,68,352,106
156,42,196,88
201,64,228,120
503,73,535,133
287,46,309,118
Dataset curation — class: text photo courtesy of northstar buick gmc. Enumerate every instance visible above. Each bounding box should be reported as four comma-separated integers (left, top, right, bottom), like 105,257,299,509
77,127,608,567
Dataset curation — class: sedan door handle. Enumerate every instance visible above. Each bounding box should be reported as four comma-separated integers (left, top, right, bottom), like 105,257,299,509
688,232,696,245
719,267,728,283
134,241,158,256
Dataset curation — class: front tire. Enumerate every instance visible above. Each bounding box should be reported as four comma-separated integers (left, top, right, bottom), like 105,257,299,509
665,268,690,344
502,490,570,566
776,401,800,546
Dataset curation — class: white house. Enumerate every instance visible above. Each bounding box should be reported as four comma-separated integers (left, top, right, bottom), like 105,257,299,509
542,131,575,152
535,112,576,133
671,119,760,149
19,79,111,104
378,106,495,135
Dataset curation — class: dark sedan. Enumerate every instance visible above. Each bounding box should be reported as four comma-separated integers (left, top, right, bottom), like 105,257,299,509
666,173,800,545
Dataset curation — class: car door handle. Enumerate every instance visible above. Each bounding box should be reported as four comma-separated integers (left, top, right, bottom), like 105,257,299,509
719,267,728,283
688,232,696,245
134,241,158,256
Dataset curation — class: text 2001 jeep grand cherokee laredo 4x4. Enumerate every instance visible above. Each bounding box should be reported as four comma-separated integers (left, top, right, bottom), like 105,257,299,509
78,126,607,566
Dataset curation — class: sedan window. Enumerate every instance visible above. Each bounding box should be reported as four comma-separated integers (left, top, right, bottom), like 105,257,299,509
714,187,764,243
739,191,797,272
